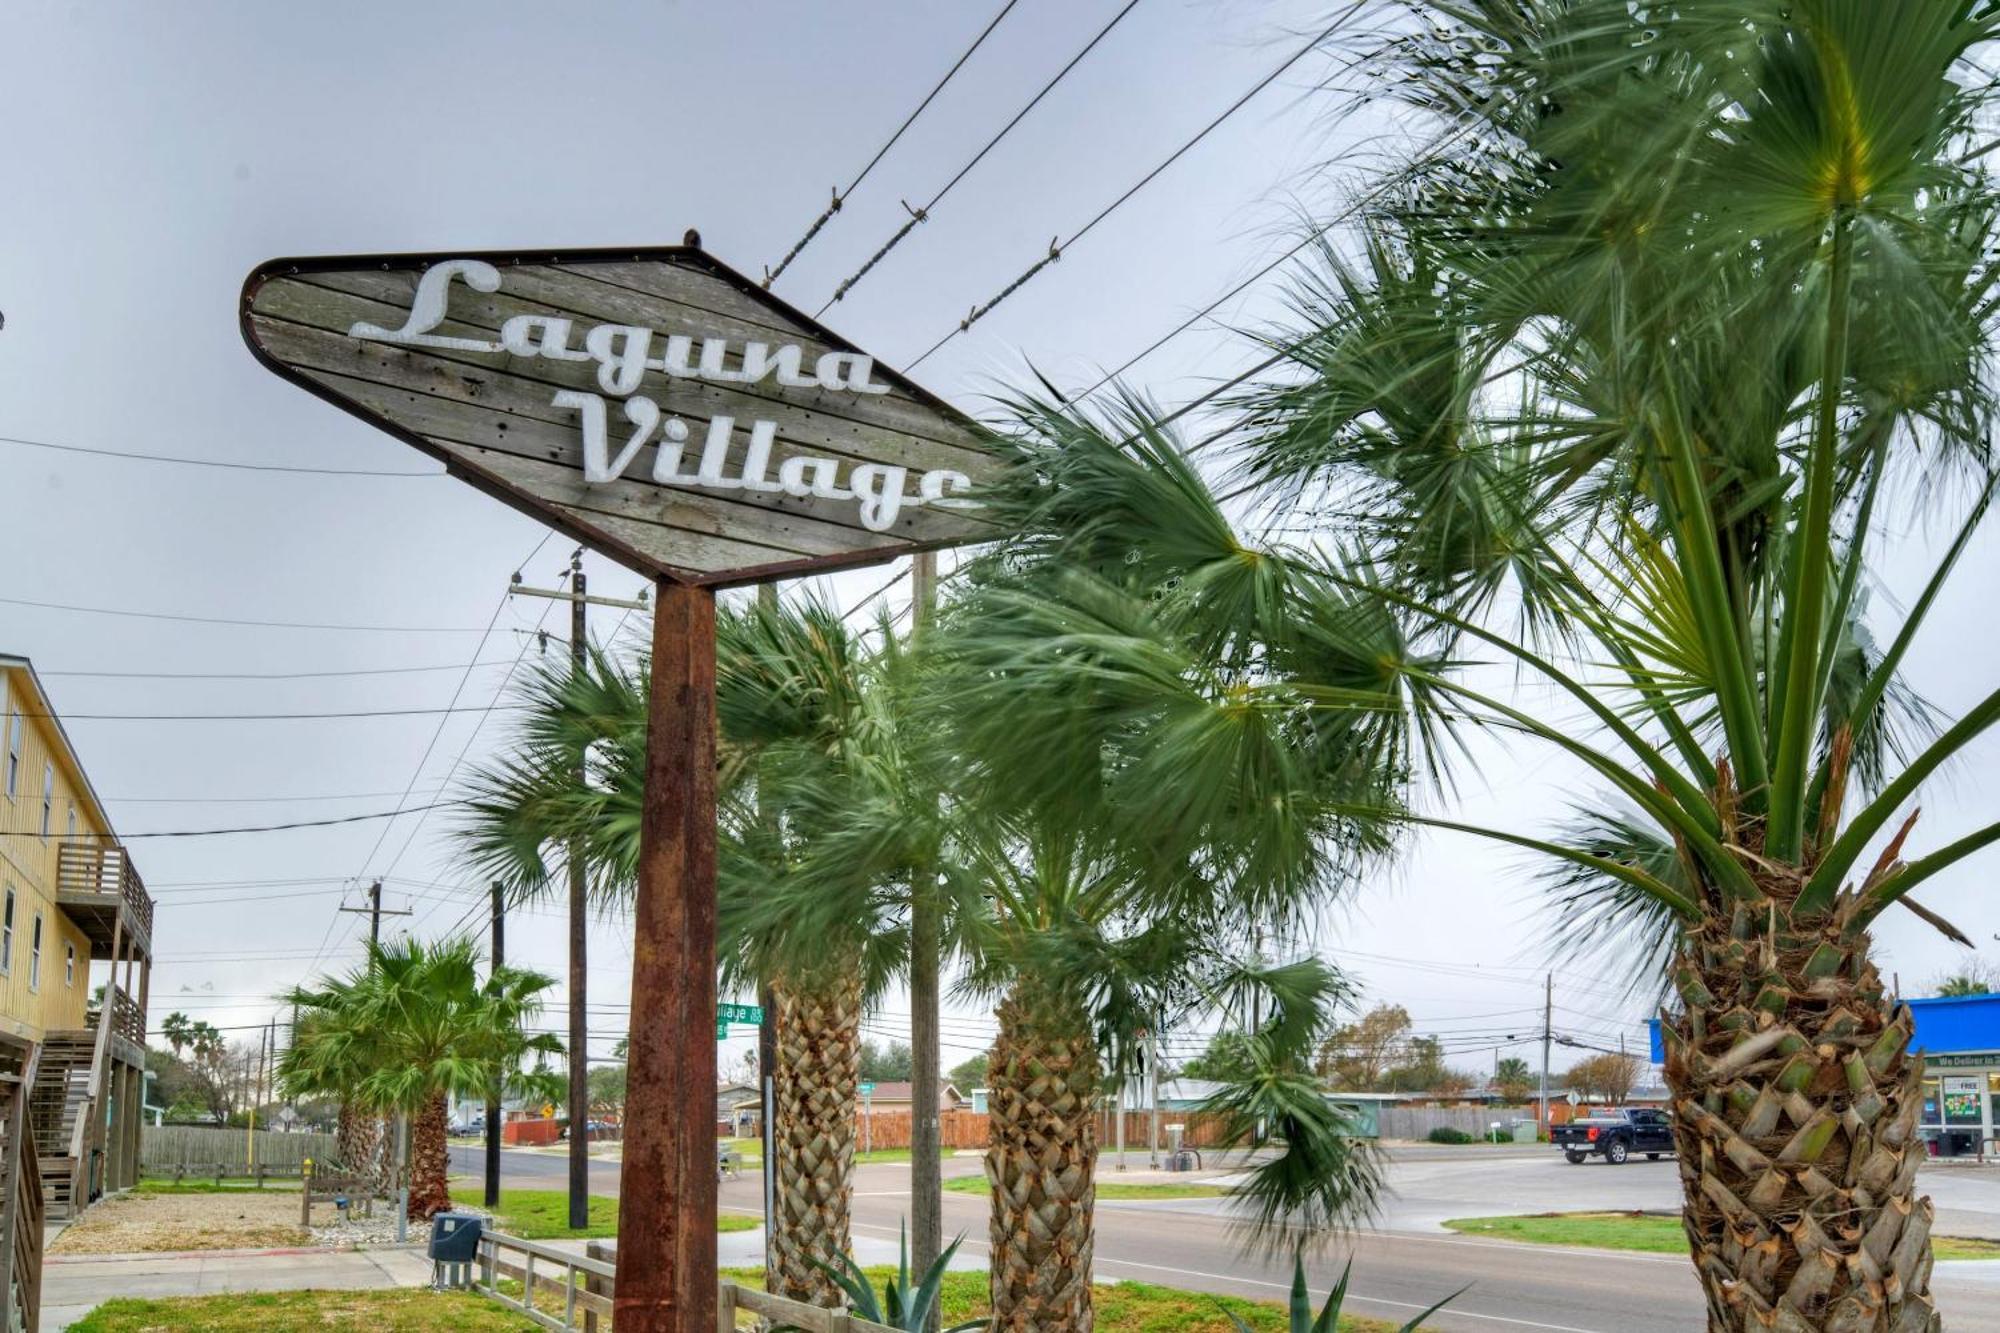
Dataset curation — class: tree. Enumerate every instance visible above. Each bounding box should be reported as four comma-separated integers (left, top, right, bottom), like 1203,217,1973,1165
1429,1068,1475,1102
1927,956,1998,997
1565,1053,1643,1107
857,1040,913,1084
1384,1036,1449,1094
160,1012,193,1061
280,937,562,1221
1315,1005,1412,1091
1493,1058,1534,1103
587,1063,627,1118
1180,1033,1258,1083
947,1053,989,1090
967,6,2000,1323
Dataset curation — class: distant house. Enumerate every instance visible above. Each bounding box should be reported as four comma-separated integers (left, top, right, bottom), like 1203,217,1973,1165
717,1082,760,1135
857,1080,965,1110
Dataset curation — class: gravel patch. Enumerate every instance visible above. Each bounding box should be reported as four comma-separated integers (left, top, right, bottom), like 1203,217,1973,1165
50,1191,307,1254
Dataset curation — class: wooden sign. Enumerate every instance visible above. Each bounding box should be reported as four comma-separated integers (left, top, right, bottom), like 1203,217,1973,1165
240,245,1000,586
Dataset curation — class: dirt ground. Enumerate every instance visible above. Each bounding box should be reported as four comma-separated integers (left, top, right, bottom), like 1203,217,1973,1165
49,1190,308,1254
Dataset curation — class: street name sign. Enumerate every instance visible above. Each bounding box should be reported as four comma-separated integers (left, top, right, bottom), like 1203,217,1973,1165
241,245,1000,587
717,1003,764,1024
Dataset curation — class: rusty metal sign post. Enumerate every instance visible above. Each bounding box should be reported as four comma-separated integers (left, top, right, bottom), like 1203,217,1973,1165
241,237,996,1330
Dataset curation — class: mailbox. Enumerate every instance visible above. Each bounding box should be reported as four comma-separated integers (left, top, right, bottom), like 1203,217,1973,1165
429,1212,484,1264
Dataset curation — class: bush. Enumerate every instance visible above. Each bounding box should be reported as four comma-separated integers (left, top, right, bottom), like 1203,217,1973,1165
1426,1126,1475,1144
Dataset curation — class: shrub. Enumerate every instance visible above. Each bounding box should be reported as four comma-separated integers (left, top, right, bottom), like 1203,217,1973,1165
1426,1126,1475,1145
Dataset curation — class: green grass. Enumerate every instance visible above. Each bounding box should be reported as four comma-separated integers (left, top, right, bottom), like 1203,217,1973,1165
721,1267,1403,1331
489,1188,757,1240
1445,1212,2000,1261
67,1289,536,1332
134,1177,303,1195
943,1176,1229,1201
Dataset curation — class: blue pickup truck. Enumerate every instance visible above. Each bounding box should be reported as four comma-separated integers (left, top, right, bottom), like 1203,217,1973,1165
1552,1108,1674,1164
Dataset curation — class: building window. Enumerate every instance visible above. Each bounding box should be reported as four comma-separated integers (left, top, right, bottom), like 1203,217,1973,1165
40,763,53,839
3,712,18,798
1,888,13,975
30,913,43,991
64,942,74,987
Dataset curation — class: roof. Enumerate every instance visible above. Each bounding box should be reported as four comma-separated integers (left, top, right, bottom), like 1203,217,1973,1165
0,654,119,839
1650,994,2000,1062
859,1080,962,1103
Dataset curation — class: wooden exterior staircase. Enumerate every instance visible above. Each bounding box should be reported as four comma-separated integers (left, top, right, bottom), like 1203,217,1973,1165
28,1032,96,1223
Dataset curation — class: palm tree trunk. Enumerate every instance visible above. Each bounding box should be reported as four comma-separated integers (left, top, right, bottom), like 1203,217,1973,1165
1664,893,1936,1331
335,1104,380,1191
767,967,863,1306
407,1092,453,1222
986,978,1099,1332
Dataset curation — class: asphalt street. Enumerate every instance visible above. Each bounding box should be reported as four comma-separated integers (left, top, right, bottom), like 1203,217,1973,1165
447,1143,2000,1331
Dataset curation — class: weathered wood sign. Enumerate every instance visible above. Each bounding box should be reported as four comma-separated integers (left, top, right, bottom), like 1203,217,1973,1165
240,245,999,585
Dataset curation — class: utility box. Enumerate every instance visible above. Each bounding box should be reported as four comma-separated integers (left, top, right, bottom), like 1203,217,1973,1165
1511,1120,1538,1144
429,1212,484,1264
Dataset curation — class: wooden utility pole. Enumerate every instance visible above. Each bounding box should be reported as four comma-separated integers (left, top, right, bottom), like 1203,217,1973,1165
567,551,590,1231
613,580,717,1330
486,879,505,1210
907,552,942,1316
339,880,410,948
754,583,779,1241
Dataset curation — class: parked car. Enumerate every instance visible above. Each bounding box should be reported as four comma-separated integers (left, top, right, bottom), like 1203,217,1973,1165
1551,1108,1674,1164
449,1115,486,1137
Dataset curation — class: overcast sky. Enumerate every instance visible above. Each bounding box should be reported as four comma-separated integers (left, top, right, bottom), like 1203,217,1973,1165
3,0,1993,1087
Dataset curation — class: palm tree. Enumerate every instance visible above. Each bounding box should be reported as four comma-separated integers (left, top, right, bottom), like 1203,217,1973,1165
1493,1058,1534,1104
280,937,562,1221
160,1012,192,1061
283,1008,388,1195
954,5,2000,1326
457,597,920,1307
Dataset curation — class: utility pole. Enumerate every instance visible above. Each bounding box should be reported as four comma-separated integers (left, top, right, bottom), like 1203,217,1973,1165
1539,973,1553,1137
339,880,411,948
566,553,590,1231
1148,1011,1162,1168
907,552,943,1321
486,879,505,1210
754,584,779,1257
508,555,652,1233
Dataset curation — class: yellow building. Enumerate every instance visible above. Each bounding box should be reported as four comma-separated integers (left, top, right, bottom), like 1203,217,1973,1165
0,653,153,1244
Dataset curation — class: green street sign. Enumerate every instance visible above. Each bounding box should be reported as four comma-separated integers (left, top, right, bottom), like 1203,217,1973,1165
715,1020,729,1040
859,1081,876,1096
718,1003,764,1024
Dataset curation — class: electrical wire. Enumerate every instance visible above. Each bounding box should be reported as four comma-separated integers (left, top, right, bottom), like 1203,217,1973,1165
0,800,462,839
764,0,1023,288
904,14,1345,371
40,660,525,682
0,594,494,634
0,432,439,477
22,706,518,722
817,0,1148,316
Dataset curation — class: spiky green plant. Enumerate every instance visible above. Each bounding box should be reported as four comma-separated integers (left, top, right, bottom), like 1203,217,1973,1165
1222,1256,1456,1333
806,1221,985,1333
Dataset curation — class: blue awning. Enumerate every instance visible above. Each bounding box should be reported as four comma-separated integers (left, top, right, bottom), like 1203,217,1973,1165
1647,992,2000,1064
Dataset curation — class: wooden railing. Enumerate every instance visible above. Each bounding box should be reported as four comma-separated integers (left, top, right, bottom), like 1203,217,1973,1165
472,1231,900,1333
107,987,144,1049
54,843,154,945
2,1038,44,1333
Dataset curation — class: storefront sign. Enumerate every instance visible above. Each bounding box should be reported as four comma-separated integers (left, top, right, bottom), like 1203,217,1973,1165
241,245,1000,586
1925,1052,2000,1068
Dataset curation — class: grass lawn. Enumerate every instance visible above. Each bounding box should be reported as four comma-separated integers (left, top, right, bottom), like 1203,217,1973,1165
1445,1212,2000,1261
490,1188,758,1240
943,1176,1230,1201
67,1289,535,1332
134,1177,302,1195
721,1267,1405,1331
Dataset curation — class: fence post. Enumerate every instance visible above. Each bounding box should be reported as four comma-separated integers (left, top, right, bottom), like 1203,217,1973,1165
715,1281,736,1333
584,1240,608,1333
300,1159,312,1228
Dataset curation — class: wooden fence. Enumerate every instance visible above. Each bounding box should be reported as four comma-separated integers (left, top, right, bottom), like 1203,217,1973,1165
1377,1106,1536,1140
140,1125,338,1174
852,1107,1244,1153
472,1232,900,1333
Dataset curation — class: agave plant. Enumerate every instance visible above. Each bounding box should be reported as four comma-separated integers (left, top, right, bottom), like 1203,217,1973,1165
1223,1256,1456,1333
805,1221,985,1333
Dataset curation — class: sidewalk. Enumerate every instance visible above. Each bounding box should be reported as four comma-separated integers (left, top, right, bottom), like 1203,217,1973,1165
43,1245,434,1331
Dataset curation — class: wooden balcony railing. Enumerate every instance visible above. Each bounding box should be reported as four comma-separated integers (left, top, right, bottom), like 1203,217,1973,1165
107,987,144,1051
54,843,153,954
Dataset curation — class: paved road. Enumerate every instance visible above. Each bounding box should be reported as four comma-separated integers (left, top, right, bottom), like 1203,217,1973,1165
449,1144,2000,1331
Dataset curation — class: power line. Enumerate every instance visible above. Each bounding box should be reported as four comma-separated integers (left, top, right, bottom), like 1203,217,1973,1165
0,593,494,634
0,800,462,839
23,706,518,722
764,0,1023,289
816,0,1147,317
40,660,525,682
103,790,443,805
0,433,439,477
905,15,1344,370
